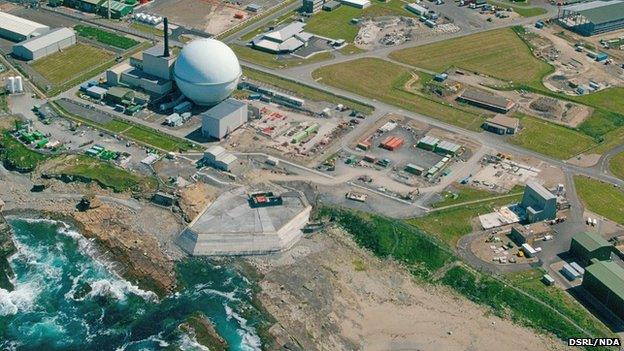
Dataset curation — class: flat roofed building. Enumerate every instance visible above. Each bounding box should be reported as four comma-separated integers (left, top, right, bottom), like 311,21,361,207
201,98,248,140
0,11,50,42
558,0,624,36
483,115,520,134
12,27,76,61
203,145,238,171
520,180,557,223
570,231,613,265
458,88,515,113
302,0,326,13
510,222,551,245
582,260,624,319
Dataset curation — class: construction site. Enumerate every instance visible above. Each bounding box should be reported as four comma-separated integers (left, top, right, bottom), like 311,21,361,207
354,16,460,49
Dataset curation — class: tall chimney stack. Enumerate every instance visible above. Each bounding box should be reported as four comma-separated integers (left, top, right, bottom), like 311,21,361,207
163,17,170,57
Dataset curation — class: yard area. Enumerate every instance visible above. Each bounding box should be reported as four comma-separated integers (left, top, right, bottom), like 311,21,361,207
389,28,552,84
509,114,596,159
312,58,488,130
574,175,624,225
0,131,49,171
30,44,113,86
74,25,140,50
432,184,523,208
408,196,522,247
488,1,547,16
242,67,374,114
231,44,333,69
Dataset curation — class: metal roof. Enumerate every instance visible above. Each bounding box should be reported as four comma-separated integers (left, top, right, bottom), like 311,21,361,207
263,22,305,42
0,11,49,38
486,115,520,129
460,88,514,110
573,231,612,252
578,1,624,24
13,27,74,52
202,98,246,120
525,180,556,201
437,140,461,152
586,260,624,301
418,135,440,146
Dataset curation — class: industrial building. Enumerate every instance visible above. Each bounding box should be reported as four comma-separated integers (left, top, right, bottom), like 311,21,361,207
302,0,326,13
483,115,520,135
176,186,311,255
238,81,305,108
570,231,613,265
107,44,175,96
509,222,551,245
201,98,248,140
520,181,557,223
582,260,624,319
250,22,313,54
339,0,370,8
406,3,428,16
12,27,76,61
557,0,624,36
0,12,50,42
64,0,133,18
203,145,238,172
458,88,515,113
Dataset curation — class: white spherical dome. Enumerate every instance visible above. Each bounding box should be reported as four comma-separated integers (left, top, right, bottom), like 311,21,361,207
174,38,241,106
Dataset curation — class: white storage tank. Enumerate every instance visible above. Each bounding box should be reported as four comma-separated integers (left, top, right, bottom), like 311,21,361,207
15,76,23,93
6,77,15,93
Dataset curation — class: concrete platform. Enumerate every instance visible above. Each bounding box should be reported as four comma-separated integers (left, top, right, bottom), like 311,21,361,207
176,186,311,255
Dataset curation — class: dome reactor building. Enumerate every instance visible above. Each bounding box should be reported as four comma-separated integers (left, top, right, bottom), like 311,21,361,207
173,38,242,106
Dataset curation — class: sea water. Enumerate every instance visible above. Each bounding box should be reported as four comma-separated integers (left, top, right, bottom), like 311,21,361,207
0,218,267,351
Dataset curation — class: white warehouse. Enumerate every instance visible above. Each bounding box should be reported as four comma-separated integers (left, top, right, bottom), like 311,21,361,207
12,27,76,61
0,11,49,42
201,98,248,140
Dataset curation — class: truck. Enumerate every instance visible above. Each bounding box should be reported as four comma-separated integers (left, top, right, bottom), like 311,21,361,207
345,192,367,202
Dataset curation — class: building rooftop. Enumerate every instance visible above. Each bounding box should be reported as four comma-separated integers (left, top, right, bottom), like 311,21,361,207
573,231,612,252
486,115,520,129
460,88,514,110
0,11,50,39
586,260,624,301
525,180,556,201
418,135,440,146
263,22,306,42
437,140,461,152
13,27,74,53
579,1,624,24
202,98,246,120
185,186,309,236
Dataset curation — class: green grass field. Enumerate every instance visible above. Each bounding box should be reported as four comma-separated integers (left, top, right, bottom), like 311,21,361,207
30,44,113,86
509,114,596,159
130,22,163,36
74,25,139,50
312,58,488,130
432,184,523,208
609,151,624,180
389,28,552,84
305,0,414,41
231,44,333,69
0,131,49,171
51,155,157,193
575,176,624,224
408,196,521,247
339,43,366,55
242,67,374,114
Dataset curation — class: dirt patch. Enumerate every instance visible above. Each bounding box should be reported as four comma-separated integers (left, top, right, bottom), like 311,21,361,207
177,182,218,222
567,153,602,168
248,228,569,351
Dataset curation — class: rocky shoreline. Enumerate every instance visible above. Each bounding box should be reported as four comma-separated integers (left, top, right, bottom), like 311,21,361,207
0,212,16,291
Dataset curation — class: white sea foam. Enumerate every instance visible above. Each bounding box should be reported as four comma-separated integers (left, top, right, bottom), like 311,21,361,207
0,281,40,315
194,283,240,302
86,278,158,302
224,303,262,351
178,332,210,351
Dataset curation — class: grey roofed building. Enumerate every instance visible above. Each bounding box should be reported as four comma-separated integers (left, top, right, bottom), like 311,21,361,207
12,27,76,61
483,115,520,134
520,180,557,223
0,11,50,42
201,98,248,140
557,0,624,36
458,88,515,113
250,22,311,53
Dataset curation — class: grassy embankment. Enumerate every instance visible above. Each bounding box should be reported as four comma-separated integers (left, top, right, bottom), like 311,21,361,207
319,207,615,348
74,25,140,50
312,57,489,131
130,22,164,36
574,176,624,225
0,130,49,171
46,155,157,193
242,66,374,115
